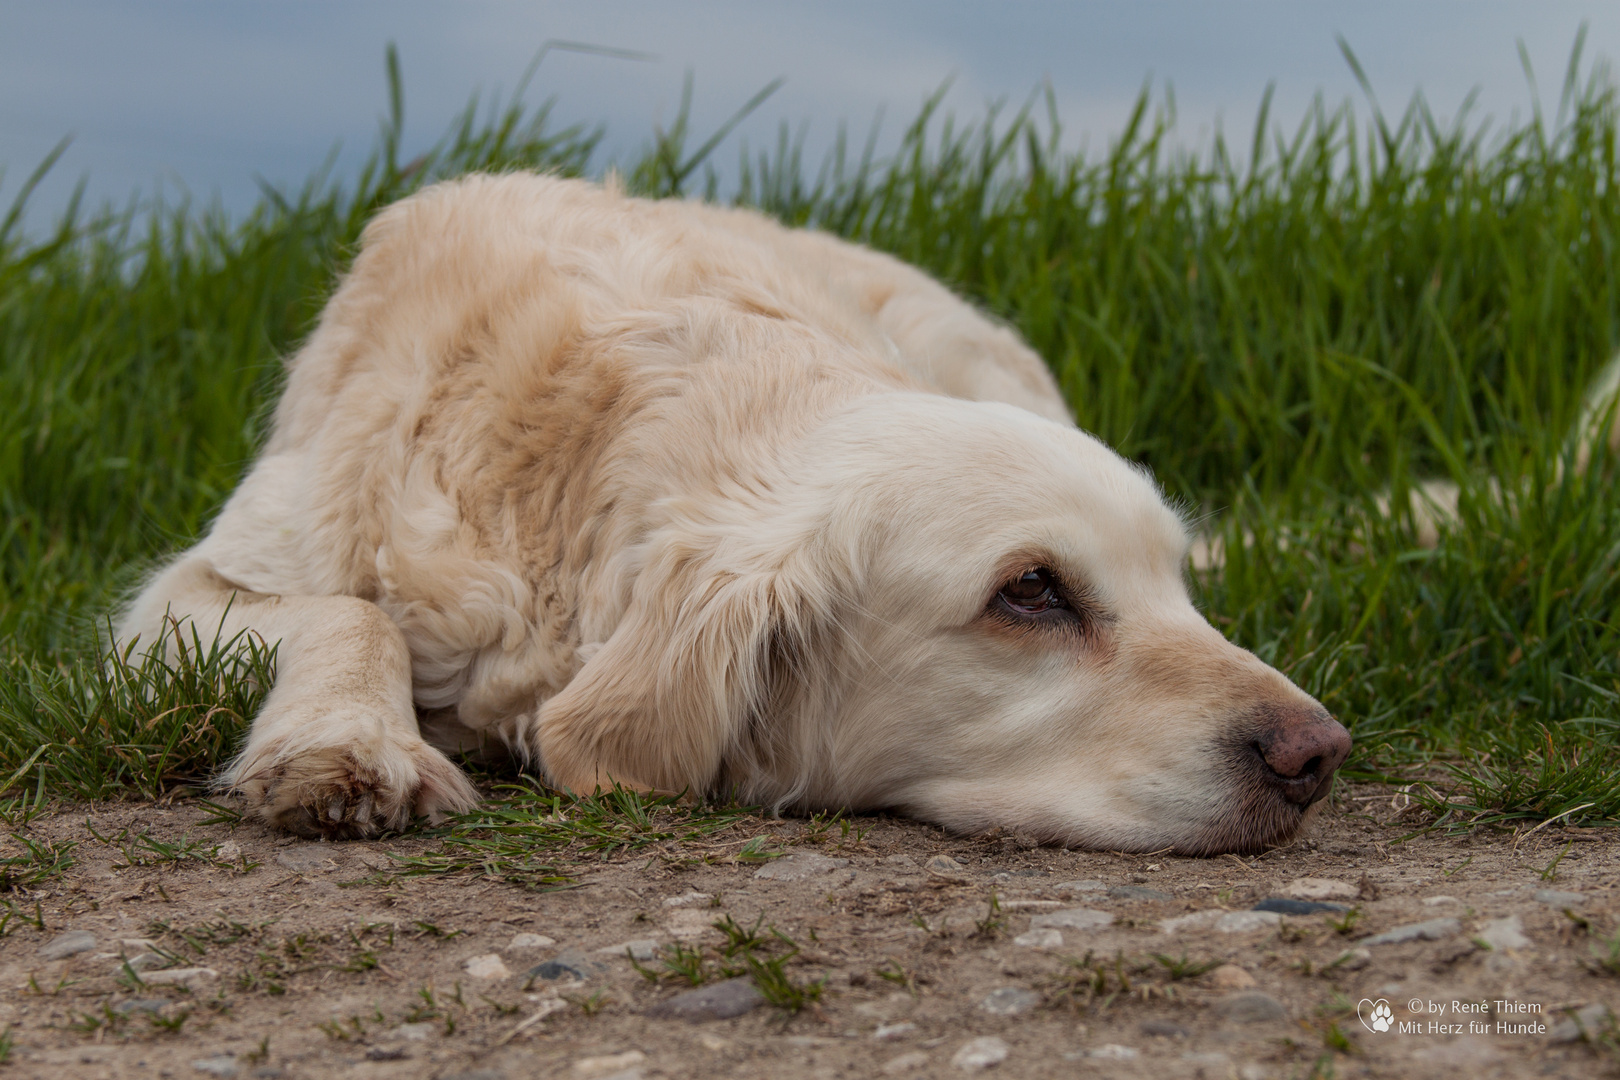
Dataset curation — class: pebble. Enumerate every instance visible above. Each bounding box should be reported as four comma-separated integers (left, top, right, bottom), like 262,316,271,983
1161,910,1281,935
191,1057,239,1078
119,937,160,953
1085,1044,1140,1059
926,854,967,874
663,909,718,942
1552,1003,1612,1043
463,953,511,979
1029,907,1112,931
661,891,711,907
1534,888,1588,908
873,1022,917,1040
1421,895,1460,906
1141,1019,1190,1038
1206,964,1256,989
1286,877,1356,901
507,932,556,950
882,854,918,869
38,929,97,960
273,845,338,874
1360,917,1460,946
596,939,660,962
753,852,850,881
979,987,1041,1016
573,1051,645,1077
1211,991,1287,1023
114,998,169,1015
526,950,608,983
951,1036,1009,1071
1251,897,1347,915
1051,879,1106,894
214,840,242,862
1012,928,1062,949
644,977,764,1022
1108,885,1173,901
394,1022,437,1040
124,952,169,973
882,1051,930,1074
143,967,219,989
1476,915,1530,951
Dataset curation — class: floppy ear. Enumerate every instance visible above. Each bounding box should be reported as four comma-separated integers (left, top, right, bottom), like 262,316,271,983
536,561,815,796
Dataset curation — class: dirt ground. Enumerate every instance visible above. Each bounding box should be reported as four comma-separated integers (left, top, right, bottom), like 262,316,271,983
1,785,1617,1080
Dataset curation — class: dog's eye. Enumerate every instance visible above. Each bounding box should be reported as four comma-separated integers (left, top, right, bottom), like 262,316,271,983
998,569,1064,614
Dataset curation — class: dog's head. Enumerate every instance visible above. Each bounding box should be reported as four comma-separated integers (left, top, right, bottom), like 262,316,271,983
539,392,1349,855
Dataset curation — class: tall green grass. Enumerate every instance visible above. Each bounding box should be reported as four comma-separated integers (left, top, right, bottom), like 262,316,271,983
4,40,1620,824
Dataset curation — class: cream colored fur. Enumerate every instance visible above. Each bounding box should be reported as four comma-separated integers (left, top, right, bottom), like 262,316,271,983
121,174,1332,851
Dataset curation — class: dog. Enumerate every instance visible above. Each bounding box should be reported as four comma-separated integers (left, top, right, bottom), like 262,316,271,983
119,173,1350,855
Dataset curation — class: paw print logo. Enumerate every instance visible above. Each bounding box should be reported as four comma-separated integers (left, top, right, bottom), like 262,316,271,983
1357,998,1394,1033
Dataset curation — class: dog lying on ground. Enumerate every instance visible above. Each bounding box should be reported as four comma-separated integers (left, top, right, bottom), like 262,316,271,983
119,174,1351,855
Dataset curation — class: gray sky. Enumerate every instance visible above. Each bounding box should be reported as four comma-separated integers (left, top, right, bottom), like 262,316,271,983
3,2,1618,230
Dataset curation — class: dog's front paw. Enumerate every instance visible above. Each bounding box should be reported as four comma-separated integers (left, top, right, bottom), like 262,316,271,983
229,735,478,839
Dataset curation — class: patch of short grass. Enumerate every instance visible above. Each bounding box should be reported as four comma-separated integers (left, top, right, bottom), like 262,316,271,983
3,37,1620,824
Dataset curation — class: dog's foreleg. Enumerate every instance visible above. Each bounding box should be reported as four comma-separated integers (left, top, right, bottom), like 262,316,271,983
120,558,478,837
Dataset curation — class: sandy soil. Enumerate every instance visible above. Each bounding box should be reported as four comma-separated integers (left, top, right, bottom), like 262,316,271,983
0,786,1616,1080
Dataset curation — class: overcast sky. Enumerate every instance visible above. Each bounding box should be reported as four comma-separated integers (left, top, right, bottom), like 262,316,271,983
3,1,1618,230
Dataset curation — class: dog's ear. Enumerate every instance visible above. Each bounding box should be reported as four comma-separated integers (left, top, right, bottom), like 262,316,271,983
536,556,820,797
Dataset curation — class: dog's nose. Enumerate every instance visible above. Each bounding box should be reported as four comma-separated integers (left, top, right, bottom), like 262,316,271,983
1252,707,1352,806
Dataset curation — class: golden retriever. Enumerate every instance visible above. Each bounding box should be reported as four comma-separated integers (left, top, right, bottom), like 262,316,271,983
120,174,1350,854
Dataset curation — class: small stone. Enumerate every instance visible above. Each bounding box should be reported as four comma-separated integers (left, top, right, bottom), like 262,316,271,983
192,1057,238,1078
1476,915,1530,951
1206,964,1256,989
119,937,160,953
753,853,850,881
1087,1044,1139,1059
1211,991,1287,1023
393,1022,436,1040
128,953,171,974
951,1036,1008,1071
39,929,97,960
573,1051,645,1077
526,950,607,983
114,998,169,1015
1108,885,1173,901
365,1048,409,1061
1251,898,1347,915
1534,889,1588,909
507,932,556,950
697,1033,730,1050
597,939,659,962
1552,1002,1612,1043
1360,918,1460,947
1215,911,1281,934
214,840,242,863
644,977,764,1022
1421,895,1460,906
1330,947,1372,971
1029,907,1112,931
1141,1019,1190,1038
1286,877,1357,901
882,854,918,869
663,909,718,943
273,845,337,874
463,953,511,979
1012,928,1062,949
874,1022,917,1040
661,891,711,907
1052,879,1106,894
979,987,1041,1016
882,1050,930,1074
926,854,967,874
143,966,219,989
1160,910,1221,934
